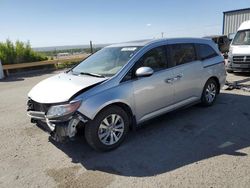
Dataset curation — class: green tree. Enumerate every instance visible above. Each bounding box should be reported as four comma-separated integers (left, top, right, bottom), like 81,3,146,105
0,39,48,65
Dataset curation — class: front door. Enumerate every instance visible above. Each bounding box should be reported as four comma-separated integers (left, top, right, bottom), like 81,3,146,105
132,46,174,123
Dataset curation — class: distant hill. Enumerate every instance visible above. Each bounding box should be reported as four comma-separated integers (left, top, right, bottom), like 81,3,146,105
33,44,110,52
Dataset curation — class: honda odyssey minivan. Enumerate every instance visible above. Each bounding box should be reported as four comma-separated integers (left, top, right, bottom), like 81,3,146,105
27,38,226,151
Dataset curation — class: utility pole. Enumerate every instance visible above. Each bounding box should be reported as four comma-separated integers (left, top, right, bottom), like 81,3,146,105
90,40,93,54
161,32,164,38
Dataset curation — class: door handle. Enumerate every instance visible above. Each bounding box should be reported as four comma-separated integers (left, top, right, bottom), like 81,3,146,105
165,74,183,84
165,78,173,84
173,74,183,81
177,74,183,78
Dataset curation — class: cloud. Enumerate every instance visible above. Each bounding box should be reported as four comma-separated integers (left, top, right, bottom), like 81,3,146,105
146,23,152,27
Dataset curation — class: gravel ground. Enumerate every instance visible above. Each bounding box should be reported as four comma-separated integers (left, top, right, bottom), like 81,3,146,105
0,70,250,188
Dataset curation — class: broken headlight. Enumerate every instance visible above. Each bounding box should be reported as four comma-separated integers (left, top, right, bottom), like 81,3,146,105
46,100,82,119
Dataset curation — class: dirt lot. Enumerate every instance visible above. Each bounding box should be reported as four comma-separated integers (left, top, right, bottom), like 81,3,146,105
0,70,250,188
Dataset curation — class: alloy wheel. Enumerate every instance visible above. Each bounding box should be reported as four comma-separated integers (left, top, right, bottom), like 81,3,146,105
98,114,125,145
205,83,216,103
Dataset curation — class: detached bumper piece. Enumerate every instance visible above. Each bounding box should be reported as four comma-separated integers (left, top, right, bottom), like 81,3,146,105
27,111,46,120
50,117,81,142
27,110,88,142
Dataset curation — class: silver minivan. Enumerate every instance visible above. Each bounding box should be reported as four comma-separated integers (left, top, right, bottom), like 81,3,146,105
27,38,226,151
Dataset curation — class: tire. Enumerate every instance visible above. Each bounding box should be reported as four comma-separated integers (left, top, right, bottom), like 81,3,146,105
201,78,219,106
85,105,129,151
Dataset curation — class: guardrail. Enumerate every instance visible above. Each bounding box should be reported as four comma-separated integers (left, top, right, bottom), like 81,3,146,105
2,54,90,76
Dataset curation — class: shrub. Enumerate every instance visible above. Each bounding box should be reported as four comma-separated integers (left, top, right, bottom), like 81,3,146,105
0,39,48,65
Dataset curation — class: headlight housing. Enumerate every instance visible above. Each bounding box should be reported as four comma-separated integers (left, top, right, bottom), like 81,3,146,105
46,100,82,119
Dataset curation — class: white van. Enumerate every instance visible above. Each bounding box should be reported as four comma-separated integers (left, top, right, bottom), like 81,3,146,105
227,20,250,73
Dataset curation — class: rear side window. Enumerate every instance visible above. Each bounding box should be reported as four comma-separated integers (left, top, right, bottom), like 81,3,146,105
169,44,196,66
196,44,218,60
138,46,167,71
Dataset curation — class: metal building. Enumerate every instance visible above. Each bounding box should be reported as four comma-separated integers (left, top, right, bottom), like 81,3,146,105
223,8,250,36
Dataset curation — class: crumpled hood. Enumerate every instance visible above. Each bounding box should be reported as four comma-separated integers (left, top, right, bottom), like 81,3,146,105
28,72,106,103
231,45,250,55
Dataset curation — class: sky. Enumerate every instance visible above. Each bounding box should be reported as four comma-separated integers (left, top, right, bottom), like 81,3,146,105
0,0,250,47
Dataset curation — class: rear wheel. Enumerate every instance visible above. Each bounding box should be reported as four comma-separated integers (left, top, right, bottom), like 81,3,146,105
201,78,218,106
85,105,129,151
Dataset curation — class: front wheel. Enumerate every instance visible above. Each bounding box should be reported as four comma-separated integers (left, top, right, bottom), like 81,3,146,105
201,79,218,106
85,105,129,151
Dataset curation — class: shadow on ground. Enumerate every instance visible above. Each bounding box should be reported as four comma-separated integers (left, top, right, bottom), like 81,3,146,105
233,72,250,77
50,93,250,177
230,73,250,86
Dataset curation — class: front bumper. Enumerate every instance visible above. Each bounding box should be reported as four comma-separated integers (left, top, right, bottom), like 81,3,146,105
226,64,250,72
27,110,88,142
27,110,56,134
227,56,250,72
27,111,46,120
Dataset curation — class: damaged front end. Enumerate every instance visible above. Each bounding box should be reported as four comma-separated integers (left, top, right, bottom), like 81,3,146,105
27,99,88,142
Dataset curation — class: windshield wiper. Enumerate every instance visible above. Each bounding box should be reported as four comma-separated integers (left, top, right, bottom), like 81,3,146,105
79,72,105,78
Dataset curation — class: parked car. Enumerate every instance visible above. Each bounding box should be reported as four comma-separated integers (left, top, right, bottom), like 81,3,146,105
27,38,226,151
204,35,230,54
226,20,250,73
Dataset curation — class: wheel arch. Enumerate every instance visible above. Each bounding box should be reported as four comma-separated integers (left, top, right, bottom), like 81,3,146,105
93,101,136,130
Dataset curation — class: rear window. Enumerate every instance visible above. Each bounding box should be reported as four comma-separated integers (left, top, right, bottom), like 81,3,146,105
196,44,218,60
169,44,196,66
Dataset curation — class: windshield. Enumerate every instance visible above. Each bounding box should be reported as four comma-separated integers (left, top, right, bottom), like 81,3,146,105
71,46,141,77
232,30,250,45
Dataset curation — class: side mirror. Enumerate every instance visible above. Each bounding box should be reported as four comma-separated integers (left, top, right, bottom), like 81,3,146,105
135,67,154,77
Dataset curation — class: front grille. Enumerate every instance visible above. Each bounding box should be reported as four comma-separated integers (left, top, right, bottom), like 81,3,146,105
27,99,51,112
233,56,250,64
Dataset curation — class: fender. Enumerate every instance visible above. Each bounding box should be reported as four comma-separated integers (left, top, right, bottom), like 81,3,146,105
77,82,135,120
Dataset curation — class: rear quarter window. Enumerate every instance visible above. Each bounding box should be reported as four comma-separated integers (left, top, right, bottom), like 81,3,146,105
196,44,218,61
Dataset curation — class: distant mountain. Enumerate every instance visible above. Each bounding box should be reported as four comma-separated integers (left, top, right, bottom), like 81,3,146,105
33,44,110,52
